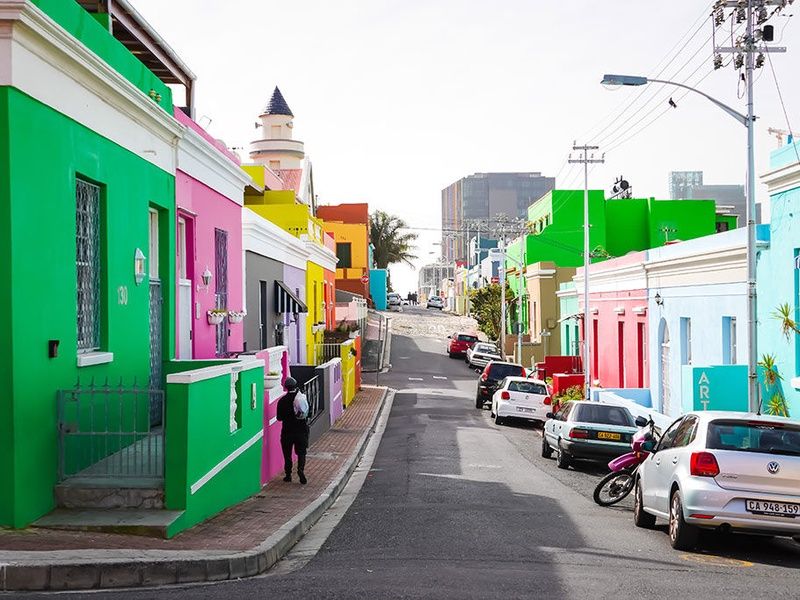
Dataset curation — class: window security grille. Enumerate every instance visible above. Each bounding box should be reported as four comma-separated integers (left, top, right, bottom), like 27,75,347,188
215,228,229,357
76,179,101,353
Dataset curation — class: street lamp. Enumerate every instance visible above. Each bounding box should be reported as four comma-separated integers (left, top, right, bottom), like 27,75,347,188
599,71,758,410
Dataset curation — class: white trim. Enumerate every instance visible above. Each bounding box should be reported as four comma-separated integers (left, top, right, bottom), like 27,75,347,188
167,364,232,384
76,351,114,367
190,429,263,495
632,306,647,315
333,391,343,404
242,209,308,270
590,307,599,315
791,377,800,391
269,416,278,426
177,126,251,205
231,358,265,373
761,159,800,195
3,2,183,173
306,239,338,272
613,306,625,315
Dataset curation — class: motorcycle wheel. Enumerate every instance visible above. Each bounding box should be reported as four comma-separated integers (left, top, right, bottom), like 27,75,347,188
593,470,635,506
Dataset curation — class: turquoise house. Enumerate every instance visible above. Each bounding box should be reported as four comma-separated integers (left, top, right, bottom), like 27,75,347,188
758,140,800,417
369,269,388,311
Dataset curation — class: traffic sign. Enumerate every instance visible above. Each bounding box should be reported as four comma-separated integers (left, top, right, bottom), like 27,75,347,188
360,274,369,284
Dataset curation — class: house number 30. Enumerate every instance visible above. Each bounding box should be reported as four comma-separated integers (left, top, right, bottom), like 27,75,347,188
117,285,128,305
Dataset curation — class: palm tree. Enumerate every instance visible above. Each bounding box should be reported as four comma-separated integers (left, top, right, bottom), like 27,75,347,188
369,211,418,269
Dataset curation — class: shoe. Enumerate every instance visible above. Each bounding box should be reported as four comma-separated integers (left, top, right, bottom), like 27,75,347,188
283,474,292,482
298,473,307,485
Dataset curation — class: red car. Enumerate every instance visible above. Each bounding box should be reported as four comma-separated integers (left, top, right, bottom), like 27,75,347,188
447,332,479,358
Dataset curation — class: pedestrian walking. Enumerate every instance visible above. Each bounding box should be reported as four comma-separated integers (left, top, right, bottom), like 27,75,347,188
277,376,310,484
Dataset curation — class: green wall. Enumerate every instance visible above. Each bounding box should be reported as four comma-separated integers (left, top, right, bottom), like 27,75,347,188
0,89,12,526
29,0,173,112
0,88,175,527
605,198,648,256
165,363,263,537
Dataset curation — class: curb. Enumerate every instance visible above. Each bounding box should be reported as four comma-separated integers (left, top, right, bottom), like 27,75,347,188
0,386,394,592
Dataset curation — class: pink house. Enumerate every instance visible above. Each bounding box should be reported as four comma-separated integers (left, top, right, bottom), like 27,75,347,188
575,252,649,389
174,110,252,359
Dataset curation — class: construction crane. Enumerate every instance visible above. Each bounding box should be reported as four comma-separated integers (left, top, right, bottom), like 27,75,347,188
767,127,793,147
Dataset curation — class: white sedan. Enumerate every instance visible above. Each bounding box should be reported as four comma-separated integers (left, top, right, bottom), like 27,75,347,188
490,377,551,426
466,342,502,369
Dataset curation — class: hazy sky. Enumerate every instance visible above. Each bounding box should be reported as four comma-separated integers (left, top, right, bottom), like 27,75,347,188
133,0,800,294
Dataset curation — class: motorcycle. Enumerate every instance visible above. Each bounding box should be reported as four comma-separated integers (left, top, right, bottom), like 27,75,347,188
593,415,659,507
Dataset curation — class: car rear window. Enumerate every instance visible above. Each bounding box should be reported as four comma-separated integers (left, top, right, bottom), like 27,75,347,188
707,420,800,456
457,334,478,342
475,344,499,354
508,381,547,394
573,404,633,427
488,364,525,379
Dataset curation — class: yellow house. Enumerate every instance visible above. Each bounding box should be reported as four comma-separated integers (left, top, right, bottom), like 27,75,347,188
316,203,371,299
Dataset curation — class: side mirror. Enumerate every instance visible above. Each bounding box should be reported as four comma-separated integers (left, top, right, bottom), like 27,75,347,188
635,416,648,427
546,412,555,420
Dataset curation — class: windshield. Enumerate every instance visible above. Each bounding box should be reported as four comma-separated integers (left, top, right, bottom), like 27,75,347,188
508,381,547,394
457,334,478,342
475,344,499,354
574,404,634,427
488,364,525,380
707,420,800,456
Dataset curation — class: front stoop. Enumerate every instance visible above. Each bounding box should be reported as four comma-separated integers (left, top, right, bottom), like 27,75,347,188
33,509,182,538
55,478,164,510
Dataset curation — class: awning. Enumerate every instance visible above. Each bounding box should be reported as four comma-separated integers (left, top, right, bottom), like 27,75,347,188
275,281,307,314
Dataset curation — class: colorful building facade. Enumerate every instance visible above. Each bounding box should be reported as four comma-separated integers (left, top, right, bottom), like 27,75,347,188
317,202,372,300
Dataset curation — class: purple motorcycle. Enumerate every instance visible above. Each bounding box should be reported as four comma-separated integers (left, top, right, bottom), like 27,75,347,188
593,416,659,507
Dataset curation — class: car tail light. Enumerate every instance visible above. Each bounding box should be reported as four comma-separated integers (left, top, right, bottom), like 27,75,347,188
690,452,720,477
543,396,552,405
689,514,715,520
521,368,527,377
569,428,590,439
500,391,510,400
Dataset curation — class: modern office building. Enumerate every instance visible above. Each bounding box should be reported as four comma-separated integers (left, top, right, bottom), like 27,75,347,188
668,171,703,200
668,171,749,227
441,172,555,263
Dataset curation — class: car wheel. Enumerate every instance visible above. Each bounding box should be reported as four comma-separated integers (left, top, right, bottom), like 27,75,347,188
475,395,484,409
633,480,657,529
668,489,699,550
556,443,571,469
448,352,455,358
541,435,553,458
494,413,504,426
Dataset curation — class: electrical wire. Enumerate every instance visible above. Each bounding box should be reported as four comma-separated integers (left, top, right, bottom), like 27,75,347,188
765,48,800,166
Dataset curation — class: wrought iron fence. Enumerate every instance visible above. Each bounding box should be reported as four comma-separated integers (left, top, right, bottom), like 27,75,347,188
57,378,165,482
149,279,163,425
314,343,343,366
302,375,323,423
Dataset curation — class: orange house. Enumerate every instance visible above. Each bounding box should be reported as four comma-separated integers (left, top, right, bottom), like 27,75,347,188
316,203,371,300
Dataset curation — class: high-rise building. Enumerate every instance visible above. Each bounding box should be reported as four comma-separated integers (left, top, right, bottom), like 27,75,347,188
668,171,750,227
441,172,555,263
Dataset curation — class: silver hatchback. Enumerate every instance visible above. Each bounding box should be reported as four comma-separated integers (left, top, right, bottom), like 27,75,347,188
635,411,800,550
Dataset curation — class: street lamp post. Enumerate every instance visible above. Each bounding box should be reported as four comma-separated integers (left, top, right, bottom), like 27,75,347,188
492,243,525,363
601,61,761,410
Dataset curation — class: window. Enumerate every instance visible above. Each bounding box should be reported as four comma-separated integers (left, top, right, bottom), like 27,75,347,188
722,316,737,364
177,217,187,279
269,160,280,171
707,420,800,455
574,404,634,427
508,381,547,395
148,209,159,279
617,322,625,387
457,334,478,343
680,317,692,365
76,178,101,353
215,228,229,357
656,418,684,452
336,242,352,269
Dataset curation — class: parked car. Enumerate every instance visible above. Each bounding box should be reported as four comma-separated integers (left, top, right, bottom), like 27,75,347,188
427,296,444,309
634,411,800,550
447,332,478,358
490,377,552,425
475,361,526,409
542,401,638,469
387,293,402,307
466,342,502,369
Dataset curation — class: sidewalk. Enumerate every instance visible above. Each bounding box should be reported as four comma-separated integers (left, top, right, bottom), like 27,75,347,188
0,385,391,592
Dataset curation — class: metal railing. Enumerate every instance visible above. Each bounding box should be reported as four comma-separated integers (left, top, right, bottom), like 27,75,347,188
314,343,343,366
301,375,323,423
57,378,165,483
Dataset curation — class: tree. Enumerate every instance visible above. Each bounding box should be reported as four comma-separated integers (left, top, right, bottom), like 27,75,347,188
370,211,418,269
469,283,515,342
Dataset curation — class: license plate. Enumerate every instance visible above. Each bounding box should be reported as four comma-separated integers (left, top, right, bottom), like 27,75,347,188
597,431,621,441
745,499,800,517
517,407,534,413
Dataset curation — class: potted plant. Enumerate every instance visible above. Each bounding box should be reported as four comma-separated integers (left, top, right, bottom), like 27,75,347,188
207,308,227,325
228,309,246,324
348,322,360,339
264,370,281,389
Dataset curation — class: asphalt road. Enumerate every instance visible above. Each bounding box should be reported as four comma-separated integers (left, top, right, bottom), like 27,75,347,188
18,307,800,599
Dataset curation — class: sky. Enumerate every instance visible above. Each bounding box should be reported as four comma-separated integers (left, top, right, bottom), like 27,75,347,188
132,0,800,295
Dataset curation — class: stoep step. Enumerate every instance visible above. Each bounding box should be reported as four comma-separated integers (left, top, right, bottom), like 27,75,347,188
55,478,164,510
33,508,183,538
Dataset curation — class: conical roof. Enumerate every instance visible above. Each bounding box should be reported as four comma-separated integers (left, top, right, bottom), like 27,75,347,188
262,86,293,117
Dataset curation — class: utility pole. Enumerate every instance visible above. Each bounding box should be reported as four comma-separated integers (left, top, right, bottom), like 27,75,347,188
569,144,604,400
499,239,507,358
713,0,787,411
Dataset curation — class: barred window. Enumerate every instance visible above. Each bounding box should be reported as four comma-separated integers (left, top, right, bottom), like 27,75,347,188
76,179,101,353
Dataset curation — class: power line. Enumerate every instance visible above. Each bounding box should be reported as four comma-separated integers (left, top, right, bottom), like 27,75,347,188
765,47,800,165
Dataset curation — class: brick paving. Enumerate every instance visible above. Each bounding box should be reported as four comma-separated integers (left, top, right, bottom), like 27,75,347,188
0,386,387,553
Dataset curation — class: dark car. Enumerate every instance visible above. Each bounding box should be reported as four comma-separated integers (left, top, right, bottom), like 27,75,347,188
475,361,526,408
447,332,478,358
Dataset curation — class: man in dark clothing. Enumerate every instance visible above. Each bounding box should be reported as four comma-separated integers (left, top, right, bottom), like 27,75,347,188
276,377,309,484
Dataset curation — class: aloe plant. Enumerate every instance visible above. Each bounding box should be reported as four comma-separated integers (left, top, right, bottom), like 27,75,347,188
758,353,783,388
772,303,800,341
766,392,790,418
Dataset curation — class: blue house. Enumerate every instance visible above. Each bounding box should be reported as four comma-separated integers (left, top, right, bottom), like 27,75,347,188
758,139,800,417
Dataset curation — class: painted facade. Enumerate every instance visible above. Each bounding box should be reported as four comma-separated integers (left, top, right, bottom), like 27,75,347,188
557,282,580,356
759,140,800,417
173,109,250,360
369,269,388,310
317,203,372,299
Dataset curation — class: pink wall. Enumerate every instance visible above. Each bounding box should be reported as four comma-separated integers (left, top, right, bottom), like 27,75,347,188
175,171,244,359
256,348,290,485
